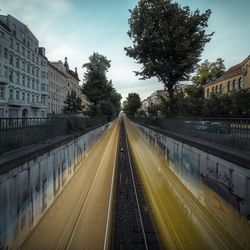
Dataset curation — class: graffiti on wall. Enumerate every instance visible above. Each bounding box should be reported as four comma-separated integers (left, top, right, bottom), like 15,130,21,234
0,124,109,249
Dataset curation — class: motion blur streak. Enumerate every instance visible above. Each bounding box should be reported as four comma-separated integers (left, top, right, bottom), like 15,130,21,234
125,118,243,250
21,120,119,250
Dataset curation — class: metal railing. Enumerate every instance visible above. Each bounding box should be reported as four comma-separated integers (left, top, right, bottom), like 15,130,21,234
132,117,250,151
0,116,108,155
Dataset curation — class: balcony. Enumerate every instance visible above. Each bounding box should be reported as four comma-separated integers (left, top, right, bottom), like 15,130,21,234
0,76,9,85
30,102,46,109
40,89,49,95
8,99,25,106
0,36,9,47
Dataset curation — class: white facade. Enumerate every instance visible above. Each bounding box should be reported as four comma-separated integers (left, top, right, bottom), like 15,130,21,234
48,58,89,114
47,62,67,114
148,90,169,105
0,15,48,118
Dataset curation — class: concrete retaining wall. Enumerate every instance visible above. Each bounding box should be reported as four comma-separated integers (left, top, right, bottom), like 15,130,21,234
133,122,250,219
0,123,109,249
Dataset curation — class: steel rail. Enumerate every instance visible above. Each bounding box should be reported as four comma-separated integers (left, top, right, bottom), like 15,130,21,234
124,121,149,250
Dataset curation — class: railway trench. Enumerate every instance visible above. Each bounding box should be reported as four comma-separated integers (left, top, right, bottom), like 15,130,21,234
3,116,249,249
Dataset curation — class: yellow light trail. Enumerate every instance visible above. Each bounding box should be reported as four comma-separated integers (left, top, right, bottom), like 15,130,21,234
125,118,249,249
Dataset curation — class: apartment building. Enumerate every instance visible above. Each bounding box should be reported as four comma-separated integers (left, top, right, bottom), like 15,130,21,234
0,14,48,118
47,61,67,114
48,57,89,114
140,90,169,116
204,55,250,98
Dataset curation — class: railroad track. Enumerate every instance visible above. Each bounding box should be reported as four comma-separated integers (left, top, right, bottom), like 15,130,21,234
21,121,119,250
113,117,160,250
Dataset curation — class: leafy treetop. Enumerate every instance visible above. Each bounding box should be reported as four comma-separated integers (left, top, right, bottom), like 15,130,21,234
125,0,214,98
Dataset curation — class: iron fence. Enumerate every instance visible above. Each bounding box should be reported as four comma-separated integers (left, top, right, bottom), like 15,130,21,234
0,116,108,155
132,117,250,151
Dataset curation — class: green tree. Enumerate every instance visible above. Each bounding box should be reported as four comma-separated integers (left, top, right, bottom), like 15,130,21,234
82,53,113,115
96,100,116,118
202,89,250,117
125,0,213,101
123,93,141,117
147,102,160,118
62,90,83,114
109,89,122,115
192,58,225,86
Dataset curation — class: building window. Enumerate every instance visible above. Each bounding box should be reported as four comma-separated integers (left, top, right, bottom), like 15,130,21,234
32,94,35,103
9,54,13,65
27,50,30,59
16,58,20,68
12,24,16,37
238,78,244,89
0,87,5,99
22,47,25,55
32,79,35,89
16,73,20,84
4,48,8,58
232,80,236,91
22,75,25,86
9,89,13,99
41,83,46,91
27,64,30,73
36,82,39,90
16,42,20,52
21,31,26,44
22,92,25,101
36,68,39,77
41,71,46,79
32,54,35,62
4,66,8,77
9,70,13,82
16,91,20,100
36,95,39,103
10,38,13,48
41,96,45,104
27,78,30,88
215,85,218,93
227,81,230,92
27,93,30,103
28,37,32,48
36,57,38,64
219,84,222,93
206,88,209,97
32,67,35,76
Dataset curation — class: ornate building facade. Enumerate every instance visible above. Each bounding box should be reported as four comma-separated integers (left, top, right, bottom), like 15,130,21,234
0,15,48,118
48,57,89,114
204,55,250,98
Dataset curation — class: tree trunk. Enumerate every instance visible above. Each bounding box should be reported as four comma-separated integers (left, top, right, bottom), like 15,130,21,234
167,86,174,116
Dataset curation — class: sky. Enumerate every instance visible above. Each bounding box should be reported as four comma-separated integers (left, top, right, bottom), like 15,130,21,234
0,0,249,102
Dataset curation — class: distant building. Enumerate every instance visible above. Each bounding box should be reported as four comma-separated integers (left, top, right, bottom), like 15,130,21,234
203,55,250,98
47,61,67,114
140,99,149,114
48,57,89,114
0,14,48,118
139,90,169,117
148,90,169,105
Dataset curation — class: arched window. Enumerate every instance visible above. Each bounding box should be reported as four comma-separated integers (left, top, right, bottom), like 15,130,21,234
207,88,210,97
227,81,230,92
215,85,218,93
212,87,215,93
238,78,244,89
219,84,222,93
232,80,236,91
